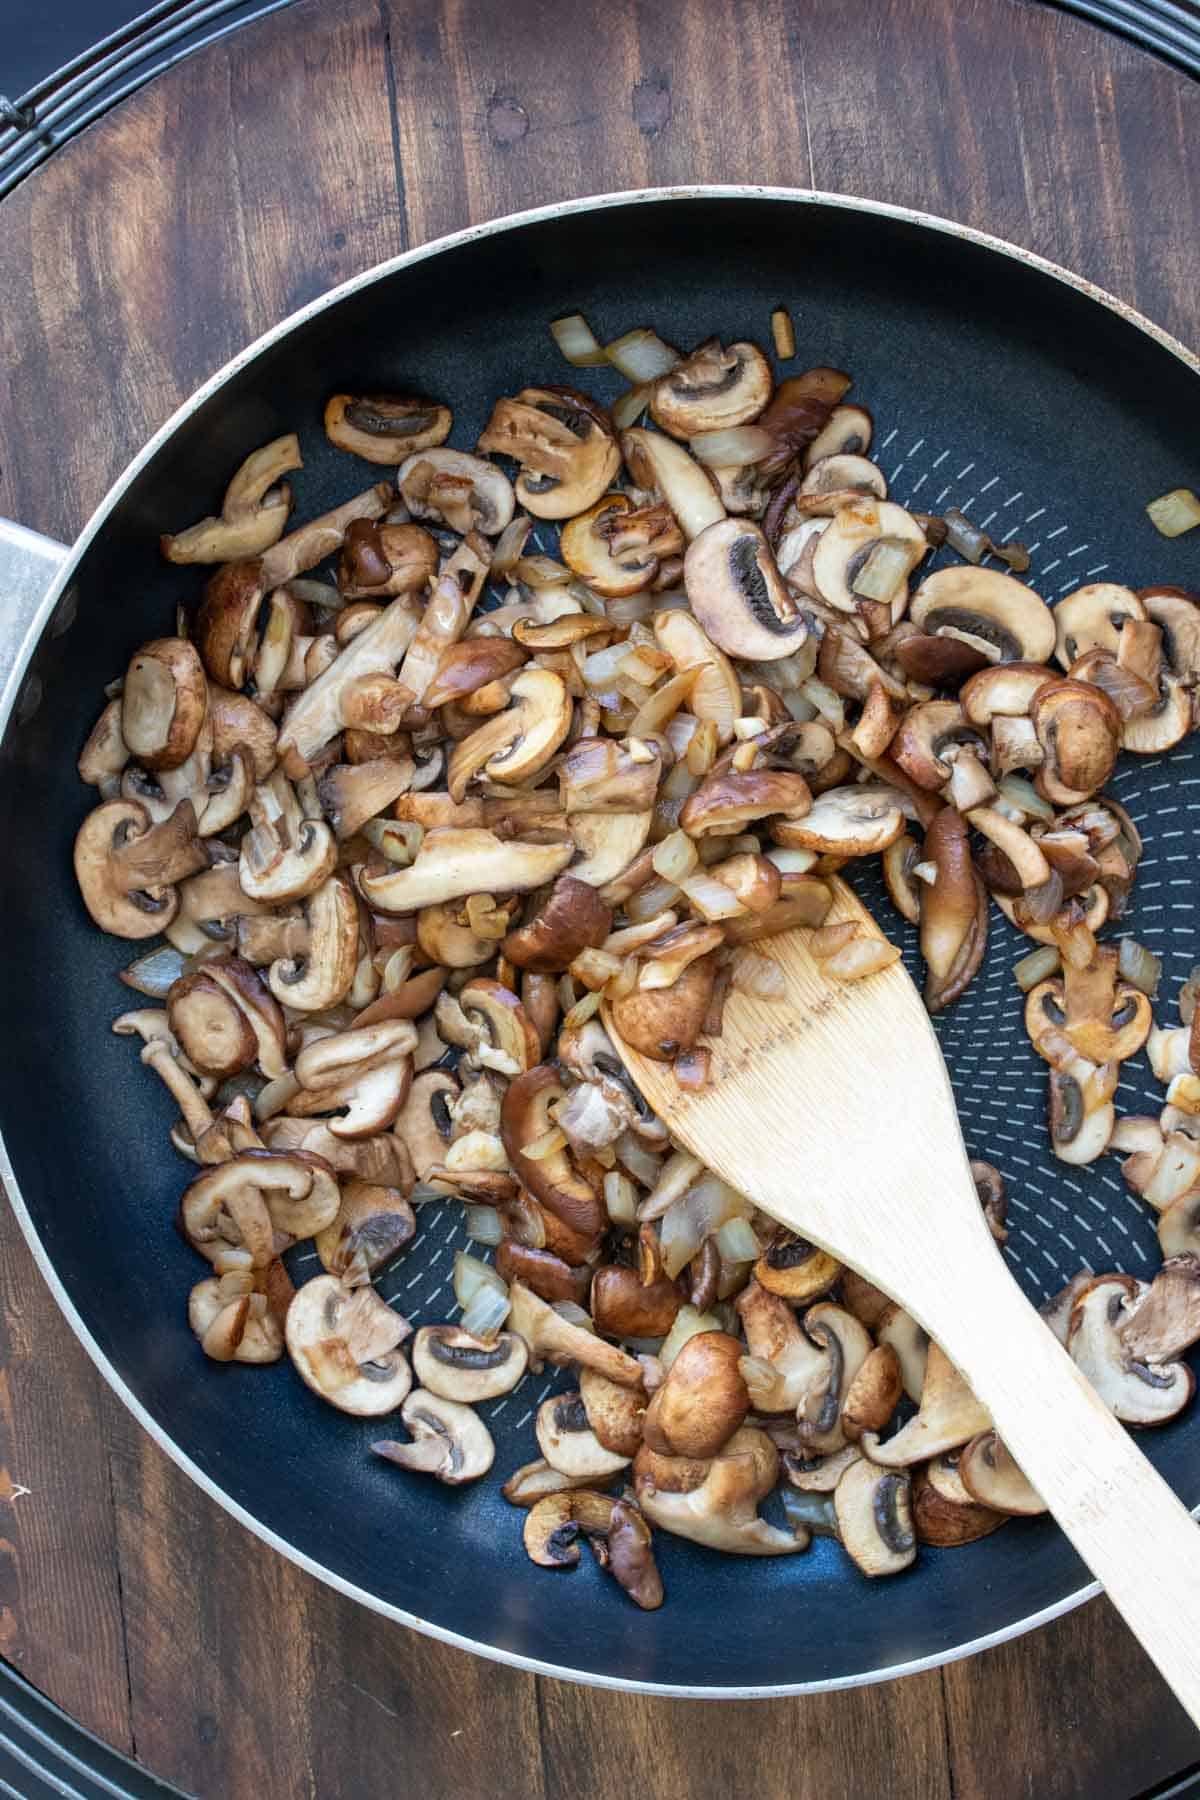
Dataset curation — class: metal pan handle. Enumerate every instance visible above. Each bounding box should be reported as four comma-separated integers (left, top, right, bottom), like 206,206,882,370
0,518,70,724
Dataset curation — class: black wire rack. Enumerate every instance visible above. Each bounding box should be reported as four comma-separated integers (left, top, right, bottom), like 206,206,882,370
0,0,1198,201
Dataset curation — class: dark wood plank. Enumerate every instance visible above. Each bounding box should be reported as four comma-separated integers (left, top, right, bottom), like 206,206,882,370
0,0,1198,1794
0,1225,132,1752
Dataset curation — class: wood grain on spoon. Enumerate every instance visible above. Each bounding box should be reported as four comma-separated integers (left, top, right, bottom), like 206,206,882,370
606,876,1200,1727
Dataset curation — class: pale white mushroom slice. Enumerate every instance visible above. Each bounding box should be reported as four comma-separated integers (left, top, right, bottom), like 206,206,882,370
372,1390,494,1482
1067,1274,1193,1425
359,827,573,914
286,1274,413,1416
535,1392,632,1479
412,1327,528,1403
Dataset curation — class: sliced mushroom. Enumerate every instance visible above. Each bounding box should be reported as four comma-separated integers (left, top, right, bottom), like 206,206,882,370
1047,1052,1116,1165
394,1069,458,1179
634,1425,804,1554
536,1391,632,1479
318,758,416,840
1120,674,1193,754
1117,1255,1200,1364
771,783,906,856
650,339,771,438
325,393,452,461
373,1390,494,1482
477,388,619,520
501,1065,605,1240
567,810,654,888
912,1452,1008,1544
314,1179,415,1285
842,1344,903,1442
753,1232,841,1303
121,638,207,772
803,404,874,466
860,1342,990,1466
811,500,928,617
579,1367,646,1458
502,1458,601,1506
74,798,206,939
1039,1271,1095,1346
558,736,663,814
446,668,572,799
684,519,810,662
508,1281,643,1388
958,1431,1046,1516
168,956,286,1079
607,952,719,1061
680,768,811,838
781,1440,863,1492
359,827,573,914
890,700,990,792
920,806,987,1013
792,1303,872,1456
1067,1274,1193,1425
267,872,359,1013
412,1325,528,1402
561,493,682,597
501,876,613,974
161,434,300,563
188,1276,285,1364
620,428,726,541
1053,583,1147,670
1029,679,1121,804
590,1262,683,1338
285,1274,411,1415
834,1457,916,1576
735,1280,826,1413
642,1331,749,1458
239,769,337,904
911,566,1055,664
290,1020,416,1138
275,592,424,774
874,1304,929,1404
207,683,278,781
182,1151,337,1266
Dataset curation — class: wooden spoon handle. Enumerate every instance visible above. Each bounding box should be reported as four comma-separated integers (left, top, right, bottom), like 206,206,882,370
932,1254,1200,1725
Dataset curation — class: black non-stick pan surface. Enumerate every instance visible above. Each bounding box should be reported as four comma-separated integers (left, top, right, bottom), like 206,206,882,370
3,191,1199,1695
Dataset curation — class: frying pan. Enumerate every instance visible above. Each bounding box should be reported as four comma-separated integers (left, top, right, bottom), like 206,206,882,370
2,187,1199,1698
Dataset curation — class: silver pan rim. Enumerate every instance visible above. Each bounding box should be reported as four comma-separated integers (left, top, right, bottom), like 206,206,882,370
4,184,1198,1699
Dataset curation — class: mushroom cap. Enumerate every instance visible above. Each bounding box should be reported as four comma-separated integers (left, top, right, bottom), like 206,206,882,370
1067,1274,1194,1425
919,805,988,1014
397,447,515,535
1053,582,1146,669
373,1389,495,1483
167,966,260,1077
911,566,1055,664
196,562,266,688
959,659,1056,726
324,392,452,462
286,1274,412,1416
770,784,905,856
607,951,719,1062
1030,678,1121,803
579,1367,647,1458
642,1331,749,1459
842,1343,904,1442
651,339,772,438
476,388,620,520
753,1232,841,1302
912,1453,1008,1545
536,1391,632,1479
412,1325,528,1402
502,876,613,974
314,1180,415,1286
206,683,278,781
121,637,208,772
834,1456,916,1576
684,519,810,662
591,1264,683,1339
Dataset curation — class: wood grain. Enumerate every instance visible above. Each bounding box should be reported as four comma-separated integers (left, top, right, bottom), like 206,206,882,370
0,0,1198,1793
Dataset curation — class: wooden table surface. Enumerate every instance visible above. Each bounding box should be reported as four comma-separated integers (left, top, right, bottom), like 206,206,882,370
1,0,1199,1793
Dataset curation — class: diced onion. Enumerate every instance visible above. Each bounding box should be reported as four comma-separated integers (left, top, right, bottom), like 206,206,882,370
625,879,682,923
715,1216,761,1263
605,328,681,382
731,950,786,999
453,1250,507,1311
552,1300,595,1331
120,943,189,997
616,1132,663,1187
363,817,423,864
523,1124,569,1161
611,384,653,430
254,1071,301,1121
767,846,817,874
562,988,603,1028
1013,944,1061,992
851,538,914,604
604,1169,638,1226
549,312,610,366
659,1304,723,1370
513,554,573,589
680,871,748,921
943,507,989,564
739,1354,783,1409
491,514,533,576
652,830,700,885
1147,488,1200,538
996,775,1056,823
639,1149,705,1222
582,643,630,688
1118,937,1162,997
689,426,776,468
464,1204,504,1246
823,937,901,981
460,1283,512,1340
798,676,845,732
659,1175,748,1276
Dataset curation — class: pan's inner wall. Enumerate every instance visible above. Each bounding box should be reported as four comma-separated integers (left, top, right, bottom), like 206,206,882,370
3,198,1198,1691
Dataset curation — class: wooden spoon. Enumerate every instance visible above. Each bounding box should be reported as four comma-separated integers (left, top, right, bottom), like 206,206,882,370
606,876,1200,1723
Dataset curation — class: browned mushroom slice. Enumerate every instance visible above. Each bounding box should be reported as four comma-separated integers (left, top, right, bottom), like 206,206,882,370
911,566,1055,665
1067,1274,1193,1425
1120,675,1193,754
913,1452,1008,1544
1053,582,1147,670
412,1326,528,1403
78,697,130,792
958,1431,1046,1515
286,1273,411,1416
558,735,662,814
373,1390,494,1482
324,393,452,461
560,492,682,597
422,637,528,711
360,827,573,915
317,758,416,841
874,1304,929,1404
121,638,207,772
500,876,613,976
1117,1255,1200,1364
590,1261,683,1338
680,768,812,838
683,519,810,662
608,952,719,1062
1039,1271,1096,1345
275,590,427,775
161,434,301,563
803,403,874,466
969,1160,1008,1246
881,832,923,925
1046,1051,1117,1165
267,872,359,1014
188,1276,285,1364
1024,945,1151,1068
502,1458,601,1506
642,1331,749,1459
507,1282,642,1388
918,806,987,1013
1141,586,1200,725
74,798,206,939
536,1391,632,1480
446,668,572,799
1028,679,1121,804
477,387,619,520
890,700,989,791
620,428,726,541
260,484,394,589
771,784,906,856
860,1342,990,1466
834,1457,916,1576
181,1150,338,1266
648,339,771,439
752,1231,841,1303
501,1066,606,1241
168,956,286,1079
314,1180,415,1286
811,499,928,617
207,683,278,781
239,769,337,904
842,1344,903,1442
578,1367,647,1458
634,1426,805,1554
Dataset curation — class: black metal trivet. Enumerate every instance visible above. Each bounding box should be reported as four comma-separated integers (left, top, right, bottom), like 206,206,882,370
0,1660,187,1798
